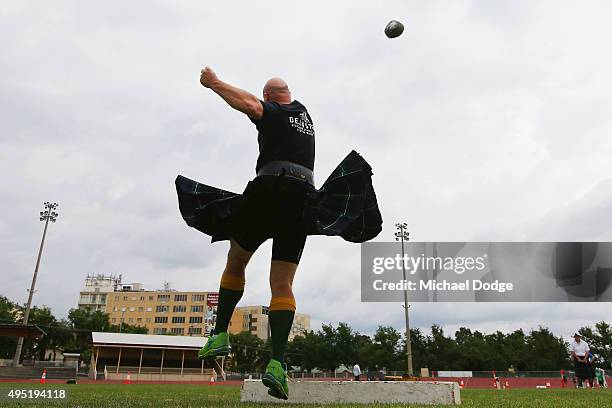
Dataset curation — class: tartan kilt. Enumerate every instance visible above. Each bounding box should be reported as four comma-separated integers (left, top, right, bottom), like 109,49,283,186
175,150,382,243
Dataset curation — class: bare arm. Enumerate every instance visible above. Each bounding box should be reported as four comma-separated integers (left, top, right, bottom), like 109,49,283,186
200,67,263,120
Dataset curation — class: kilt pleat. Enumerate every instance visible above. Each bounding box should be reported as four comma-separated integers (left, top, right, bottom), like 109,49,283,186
175,150,383,243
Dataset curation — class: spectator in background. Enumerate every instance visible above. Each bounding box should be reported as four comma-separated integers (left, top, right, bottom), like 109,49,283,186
570,333,590,388
353,363,361,381
586,351,596,388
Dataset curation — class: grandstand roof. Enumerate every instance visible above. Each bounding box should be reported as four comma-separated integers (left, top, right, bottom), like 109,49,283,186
91,332,208,349
0,323,46,339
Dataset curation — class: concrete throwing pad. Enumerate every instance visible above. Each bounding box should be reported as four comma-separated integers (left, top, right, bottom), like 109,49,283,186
241,380,461,405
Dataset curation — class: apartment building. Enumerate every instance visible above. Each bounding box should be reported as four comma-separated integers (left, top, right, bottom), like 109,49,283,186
78,274,122,312
229,305,310,341
78,276,310,339
105,290,218,336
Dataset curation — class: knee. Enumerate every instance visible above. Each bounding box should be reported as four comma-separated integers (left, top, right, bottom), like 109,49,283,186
221,254,248,291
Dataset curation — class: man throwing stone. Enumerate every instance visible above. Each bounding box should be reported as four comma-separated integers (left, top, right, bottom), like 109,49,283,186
175,67,382,400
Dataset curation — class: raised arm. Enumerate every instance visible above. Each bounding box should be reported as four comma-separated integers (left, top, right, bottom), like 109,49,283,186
200,67,263,120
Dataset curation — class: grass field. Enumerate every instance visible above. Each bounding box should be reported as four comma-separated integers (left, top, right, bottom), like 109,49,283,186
0,383,609,408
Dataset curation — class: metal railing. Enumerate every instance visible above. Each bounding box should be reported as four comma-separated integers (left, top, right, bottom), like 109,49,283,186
222,369,612,380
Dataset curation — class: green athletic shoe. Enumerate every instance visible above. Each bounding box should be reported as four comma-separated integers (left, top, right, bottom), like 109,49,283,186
262,359,289,400
198,332,231,359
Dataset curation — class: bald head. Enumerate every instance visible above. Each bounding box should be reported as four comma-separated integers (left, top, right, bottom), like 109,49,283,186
263,77,292,104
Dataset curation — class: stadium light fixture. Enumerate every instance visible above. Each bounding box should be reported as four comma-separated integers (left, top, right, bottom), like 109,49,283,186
13,202,59,366
395,222,413,377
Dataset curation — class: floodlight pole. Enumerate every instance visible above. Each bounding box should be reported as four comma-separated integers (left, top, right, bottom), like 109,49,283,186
395,222,413,377
13,202,59,367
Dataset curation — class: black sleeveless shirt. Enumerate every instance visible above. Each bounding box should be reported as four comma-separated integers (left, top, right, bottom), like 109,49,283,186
250,100,315,172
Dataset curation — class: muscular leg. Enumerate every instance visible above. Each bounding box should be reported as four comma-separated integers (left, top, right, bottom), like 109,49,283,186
213,238,253,335
268,260,298,362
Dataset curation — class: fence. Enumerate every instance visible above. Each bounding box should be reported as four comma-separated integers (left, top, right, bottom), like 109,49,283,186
224,369,612,381
103,365,215,382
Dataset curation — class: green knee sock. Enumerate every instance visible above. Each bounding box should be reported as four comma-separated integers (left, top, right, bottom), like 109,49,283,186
213,286,243,335
269,310,295,362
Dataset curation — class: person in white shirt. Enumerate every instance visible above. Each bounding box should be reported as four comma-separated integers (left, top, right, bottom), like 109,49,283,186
570,332,590,387
352,363,361,381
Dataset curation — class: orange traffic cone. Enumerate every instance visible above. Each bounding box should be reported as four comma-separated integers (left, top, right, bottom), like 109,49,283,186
505,380,510,389
122,371,131,384
545,382,551,388
40,368,46,384
459,380,465,389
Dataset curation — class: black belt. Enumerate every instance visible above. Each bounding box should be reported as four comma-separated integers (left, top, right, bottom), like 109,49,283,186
257,161,314,186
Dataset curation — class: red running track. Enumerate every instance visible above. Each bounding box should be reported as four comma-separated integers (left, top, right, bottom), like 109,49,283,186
1,376,610,389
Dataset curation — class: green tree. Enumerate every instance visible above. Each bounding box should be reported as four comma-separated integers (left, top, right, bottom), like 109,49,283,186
318,324,342,371
285,333,311,369
425,325,458,371
401,328,427,373
483,331,511,371
229,332,266,372
454,327,489,370
287,330,323,372
359,326,402,371
24,306,57,361
108,323,148,334
523,327,570,370
579,321,612,369
0,296,18,358
335,322,361,368
503,329,528,371
65,308,111,365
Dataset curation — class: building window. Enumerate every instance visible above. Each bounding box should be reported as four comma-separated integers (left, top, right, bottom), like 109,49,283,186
172,316,185,324
156,305,168,313
157,294,170,302
154,328,167,334
111,318,116,323
191,305,204,313
137,318,142,323
140,296,145,301
129,307,135,312
149,296,153,301
191,294,205,302
100,295,106,302
113,307,118,312
114,296,119,301
189,316,203,324
174,294,187,302
128,318,133,323
171,328,184,335
123,296,128,301
138,307,143,312
146,307,152,312
188,327,202,335
146,318,151,323
173,305,186,313
155,316,168,324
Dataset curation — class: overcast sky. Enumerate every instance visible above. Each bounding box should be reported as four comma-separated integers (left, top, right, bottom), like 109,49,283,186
1,1,611,341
